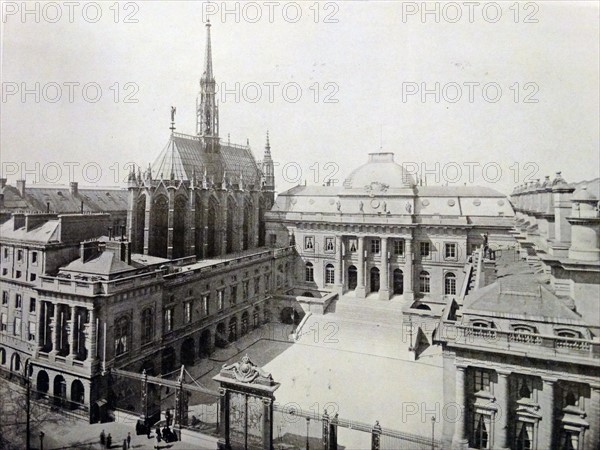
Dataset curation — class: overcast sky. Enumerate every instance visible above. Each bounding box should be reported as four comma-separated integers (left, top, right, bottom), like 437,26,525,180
1,1,598,195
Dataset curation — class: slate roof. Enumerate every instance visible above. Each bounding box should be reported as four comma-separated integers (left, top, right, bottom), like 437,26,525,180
0,218,60,243
463,249,585,324
151,133,262,186
1,185,128,213
61,250,137,276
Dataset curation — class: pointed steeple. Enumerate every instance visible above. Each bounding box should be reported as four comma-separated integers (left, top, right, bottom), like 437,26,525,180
197,19,219,148
261,130,275,196
202,19,213,82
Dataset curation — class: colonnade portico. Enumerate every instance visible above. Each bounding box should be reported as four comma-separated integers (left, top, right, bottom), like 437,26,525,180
39,300,96,366
338,233,415,301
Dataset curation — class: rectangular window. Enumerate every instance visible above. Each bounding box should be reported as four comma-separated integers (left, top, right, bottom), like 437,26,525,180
254,277,260,296
31,252,38,264
202,295,209,316
371,239,380,254
269,234,277,245
394,240,404,256
304,236,314,250
325,237,335,252
325,265,335,284
474,369,491,392
265,274,270,291
15,271,21,279
15,294,22,309
0,313,7,331
419,273,430,293
184,301,192,323
29,298,36,313
514,422,533,450
30,273,37,282
445,243,457,259
164,309,173,333
243,281,249,299
3,248,7,259
14,317,21,336
472,413,491,449
218,290,224,311
230,285,237,305
2,291,7,305
420,242,431,257
28,321,36,341
348,238,358,252
2,268,7,276
17,250,23,261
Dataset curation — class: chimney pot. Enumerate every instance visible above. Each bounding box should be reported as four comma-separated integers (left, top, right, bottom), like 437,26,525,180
16,179,26,197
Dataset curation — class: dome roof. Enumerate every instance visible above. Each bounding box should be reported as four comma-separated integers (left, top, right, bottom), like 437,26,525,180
572,186,597,202
343,153,415,189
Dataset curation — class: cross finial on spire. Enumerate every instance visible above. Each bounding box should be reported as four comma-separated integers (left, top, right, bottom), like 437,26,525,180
170,106,176,133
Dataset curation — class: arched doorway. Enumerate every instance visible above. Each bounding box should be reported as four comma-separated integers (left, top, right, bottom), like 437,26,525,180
70,379,85,409
370,267,380,293
215,322,227,348
241,311,249,336
199,329,212,356
228,317,238,342
53,375,67,407
180,338,195,367
11,352,21,374
36,370,50,398
347,265,357,290
393,269,404,295
161,347,176,375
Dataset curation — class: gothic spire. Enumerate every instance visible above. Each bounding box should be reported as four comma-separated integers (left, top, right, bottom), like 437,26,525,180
201,19,213,83
197,19,219,142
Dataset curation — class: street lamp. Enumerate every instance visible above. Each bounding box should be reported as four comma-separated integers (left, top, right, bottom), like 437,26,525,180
306,417,310,450
39,431,45,450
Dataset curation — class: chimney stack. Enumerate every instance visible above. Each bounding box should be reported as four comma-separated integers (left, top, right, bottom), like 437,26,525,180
0,178,6,189
16,179,26,197
70,181,78,196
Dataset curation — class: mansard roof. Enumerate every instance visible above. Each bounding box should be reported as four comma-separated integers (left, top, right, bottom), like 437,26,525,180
1,184,128,213
151,132,262,186
60,250,137,276
463,249,585,324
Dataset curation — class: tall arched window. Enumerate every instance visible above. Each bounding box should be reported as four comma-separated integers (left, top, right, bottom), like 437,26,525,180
444,272,456,295
419,271,430,294
325,264,335,284
305,262,314,282
141,308,154,344
114,316,130,356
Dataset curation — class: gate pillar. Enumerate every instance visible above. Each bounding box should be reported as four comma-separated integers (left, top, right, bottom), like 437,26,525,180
213,354,280,450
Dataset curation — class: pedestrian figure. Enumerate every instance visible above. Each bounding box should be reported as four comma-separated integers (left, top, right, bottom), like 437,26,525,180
100,430,106,446
106,433,112,449
156,427,162,442
146,424,151,439
122,438,127,450
127,432,131,448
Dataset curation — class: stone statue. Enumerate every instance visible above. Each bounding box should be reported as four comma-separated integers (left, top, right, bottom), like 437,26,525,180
336,200,341,211
359,201,364,212
405,202,412,213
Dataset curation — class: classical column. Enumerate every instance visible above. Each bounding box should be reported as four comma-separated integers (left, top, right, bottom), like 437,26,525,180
587,385,600,450
143,191,152,255
334,236,343,295
539,377,556,450
379,237,390,300
167,188,175,259
68,305,77,358
404,237,414,301
494,370,510,450
452,365,468,448
202,193,209,258
356,236,366,298
37,301,47,352
85,307,96,363
49,303,58,354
